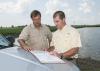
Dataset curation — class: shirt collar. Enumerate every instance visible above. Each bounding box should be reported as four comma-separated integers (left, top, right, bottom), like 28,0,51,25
30,24,43,29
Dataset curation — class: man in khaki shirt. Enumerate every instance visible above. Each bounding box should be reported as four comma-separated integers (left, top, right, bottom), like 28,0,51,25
18,10,52,51
48,11,82,60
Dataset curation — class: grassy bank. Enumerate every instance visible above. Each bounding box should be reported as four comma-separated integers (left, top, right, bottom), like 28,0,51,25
0,27,22,37
0,24,100,36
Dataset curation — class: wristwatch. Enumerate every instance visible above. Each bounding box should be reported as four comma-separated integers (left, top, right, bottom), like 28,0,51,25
60,54,63,59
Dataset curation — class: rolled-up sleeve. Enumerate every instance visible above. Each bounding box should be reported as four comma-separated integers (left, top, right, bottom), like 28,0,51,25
71,30,82,48
18,26,29,41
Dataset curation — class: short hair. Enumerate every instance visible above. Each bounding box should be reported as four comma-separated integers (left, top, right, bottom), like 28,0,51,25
53,11,65,20
30,10,41,18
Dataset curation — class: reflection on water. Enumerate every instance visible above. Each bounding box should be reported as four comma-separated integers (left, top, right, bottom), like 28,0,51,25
79,27,100,61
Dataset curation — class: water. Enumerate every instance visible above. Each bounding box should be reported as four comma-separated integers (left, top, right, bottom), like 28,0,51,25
14,27,100,61
78,27,100,61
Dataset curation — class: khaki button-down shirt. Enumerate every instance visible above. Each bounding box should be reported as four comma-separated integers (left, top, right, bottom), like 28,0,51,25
19,24,52,50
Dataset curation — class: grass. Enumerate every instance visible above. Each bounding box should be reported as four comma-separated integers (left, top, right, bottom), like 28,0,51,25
0,27,22,37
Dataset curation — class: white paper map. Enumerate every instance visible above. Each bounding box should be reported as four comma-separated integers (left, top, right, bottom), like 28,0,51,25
30,50,65,63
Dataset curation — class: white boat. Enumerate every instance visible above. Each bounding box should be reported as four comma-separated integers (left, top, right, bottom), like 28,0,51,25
0,35,80,71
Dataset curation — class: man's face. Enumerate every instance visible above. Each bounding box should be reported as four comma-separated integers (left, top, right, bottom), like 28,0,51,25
32,15,41,27
53,16,65,29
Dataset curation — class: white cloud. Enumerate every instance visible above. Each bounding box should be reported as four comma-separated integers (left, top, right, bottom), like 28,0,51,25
45,0,72,18
98,12,100,16
0,0,34,13
45,0,60,14
63,5,72,18
79,0,95,14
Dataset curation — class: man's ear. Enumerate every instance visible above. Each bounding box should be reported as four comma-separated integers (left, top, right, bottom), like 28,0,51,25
62,18,65,22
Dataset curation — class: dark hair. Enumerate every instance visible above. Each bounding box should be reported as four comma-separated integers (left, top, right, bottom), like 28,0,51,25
30,10,41,18
53,11,65,20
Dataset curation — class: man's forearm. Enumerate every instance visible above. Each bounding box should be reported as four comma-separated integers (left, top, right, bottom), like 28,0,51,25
18,39,27,48
18,39,33,51
62,47,79,58
47,46,55,52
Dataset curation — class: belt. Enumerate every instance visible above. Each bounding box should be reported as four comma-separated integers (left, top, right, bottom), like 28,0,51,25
64,58,75,61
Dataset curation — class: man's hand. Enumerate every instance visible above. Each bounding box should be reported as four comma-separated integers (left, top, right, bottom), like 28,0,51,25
22,45,33,51
43,48,48,51
18,39,33,51
49,51,62,58
44,46,55,52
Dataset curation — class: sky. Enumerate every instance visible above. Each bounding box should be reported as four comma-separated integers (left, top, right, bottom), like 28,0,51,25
0,0,100,27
